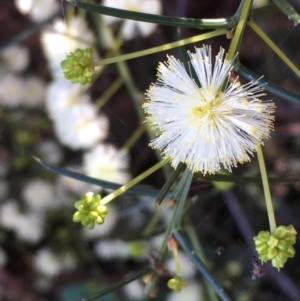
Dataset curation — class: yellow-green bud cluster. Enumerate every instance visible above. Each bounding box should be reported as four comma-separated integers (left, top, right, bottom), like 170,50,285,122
61,48,95,85
167,276,188,293
73,192,108,229
253,225,297,269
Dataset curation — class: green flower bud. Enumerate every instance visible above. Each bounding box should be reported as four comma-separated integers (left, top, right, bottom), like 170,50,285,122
277,240,288,251
257,231,270,242
253,225,297,270
61,48,95,85
267,236,278,248
167,276,188,293
73,192,109,229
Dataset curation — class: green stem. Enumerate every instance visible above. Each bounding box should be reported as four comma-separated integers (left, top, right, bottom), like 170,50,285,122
247,19,300,78
142,202,166,236
185,226,218,301
81,265,151,301
69,0,238,29
272,0,300,25
116,60,145,123
121,124,145,151
145,169,193,294
256,145,277,233
155,162,186,206
93,29,226,67
227,0,253,61
174,231,232,301
158,168,193,253
173,243,182,277
235,63,300,105
172,169,194,230
94,77,124,109
101,158,171,205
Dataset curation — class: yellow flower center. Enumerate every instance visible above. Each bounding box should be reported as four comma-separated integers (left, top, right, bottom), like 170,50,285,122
192,102,213,118
191,86,223,120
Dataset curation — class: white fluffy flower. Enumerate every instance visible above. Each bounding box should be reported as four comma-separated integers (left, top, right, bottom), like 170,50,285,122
253,0,269,9
46,79,86,120
0,200,44,243
94,239,131,260
46,80,108,149
41,17,95,78
123,279,145,300
15,0,59,22
0,75,24,107
83,144,130,185
36,139,63,165
103,0,162,40
22,179,57,211
1,44,30,72
23,76,46,107
0,200,20,230
14,212,44,243
34,248,77,279
34,248,62,277
143,45,275,175
54,104,108,149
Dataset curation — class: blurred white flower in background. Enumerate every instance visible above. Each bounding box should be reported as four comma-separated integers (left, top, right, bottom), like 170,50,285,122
0,75,24,107
34,248,62,277
253,0,269,9
94,239,131,260
36,139,63,165
94,239,146,261
83,144,130,186
103,0,162,40
15,212,45,243
23,76,46,107
34,248,77,279
53,104,108,149
46,79,85,119
123,279,145,300
165,251,197,279
22,179,57,211
0,200,45,244
0,200,22,230
0,44,30,73
94,239,147,260
41,16,95,78
46,80,108,149
15,0,59,22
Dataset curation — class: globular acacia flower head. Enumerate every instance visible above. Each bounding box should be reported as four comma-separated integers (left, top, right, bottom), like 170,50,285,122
253,225,297,269
143,45,275,175
61,48,95,85
73,192,109,229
